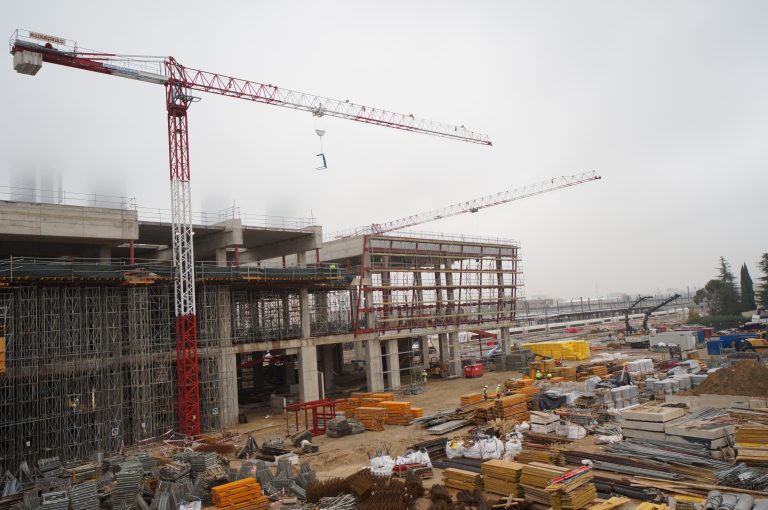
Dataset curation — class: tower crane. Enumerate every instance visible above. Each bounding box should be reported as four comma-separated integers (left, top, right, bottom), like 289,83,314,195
9,29,491,436
336,171,601,238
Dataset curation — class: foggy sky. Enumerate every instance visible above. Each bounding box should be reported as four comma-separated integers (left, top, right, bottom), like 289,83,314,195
1,1,767,299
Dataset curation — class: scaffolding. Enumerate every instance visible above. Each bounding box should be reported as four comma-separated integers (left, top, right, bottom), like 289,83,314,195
0,259,352,475
355,234,522,336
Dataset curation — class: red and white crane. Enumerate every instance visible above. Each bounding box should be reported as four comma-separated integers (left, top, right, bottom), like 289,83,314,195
10,29,491,436
334,171,601,238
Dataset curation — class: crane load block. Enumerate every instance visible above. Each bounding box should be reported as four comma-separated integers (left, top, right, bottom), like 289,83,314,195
13,50,42,76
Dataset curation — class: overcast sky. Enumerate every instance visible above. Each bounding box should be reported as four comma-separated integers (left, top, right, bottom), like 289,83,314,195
2,1,766,299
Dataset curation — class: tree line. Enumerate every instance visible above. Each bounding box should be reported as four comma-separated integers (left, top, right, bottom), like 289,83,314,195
693,254,768,316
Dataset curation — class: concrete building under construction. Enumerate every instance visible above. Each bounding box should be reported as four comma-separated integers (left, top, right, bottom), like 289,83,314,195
0,195,522,473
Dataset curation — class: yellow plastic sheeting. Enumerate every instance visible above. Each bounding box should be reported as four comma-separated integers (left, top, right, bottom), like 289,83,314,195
521,340,590,360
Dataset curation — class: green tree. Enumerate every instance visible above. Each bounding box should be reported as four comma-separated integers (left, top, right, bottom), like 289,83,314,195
740,263,756,311
758,254,768,309
694,279,724,314
717,256,740,314
694,257,742,315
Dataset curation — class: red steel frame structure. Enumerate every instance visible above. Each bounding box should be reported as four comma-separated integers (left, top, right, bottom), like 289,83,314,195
9,29,490,436
354,234,521,336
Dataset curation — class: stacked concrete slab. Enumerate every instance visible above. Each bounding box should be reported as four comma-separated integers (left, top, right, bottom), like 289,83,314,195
619,404,686,441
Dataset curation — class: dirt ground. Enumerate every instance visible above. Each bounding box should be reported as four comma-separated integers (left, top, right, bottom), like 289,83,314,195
226,369,522,479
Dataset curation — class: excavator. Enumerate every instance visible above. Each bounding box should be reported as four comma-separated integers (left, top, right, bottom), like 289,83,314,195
624,296,652,335
624,294,681,348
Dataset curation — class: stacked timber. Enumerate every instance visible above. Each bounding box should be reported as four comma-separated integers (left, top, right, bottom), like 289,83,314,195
735,425,768,465
520,463,569,505
378,401,414,425
353,407,386,431
211,477,269,509
472,401,498,424
411,407,424,419
579,365,608,380
545,467,596,510
506,378,534,390
369,392,395,401
443,468,483,491
516,449,560,465
494,394,529,421
481,460,523,497
461,393,484,406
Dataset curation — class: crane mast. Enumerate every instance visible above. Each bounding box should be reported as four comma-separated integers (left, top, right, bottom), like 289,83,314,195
10,29,491,437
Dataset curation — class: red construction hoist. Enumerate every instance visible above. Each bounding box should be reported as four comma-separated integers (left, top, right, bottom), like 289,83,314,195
9,29,491,437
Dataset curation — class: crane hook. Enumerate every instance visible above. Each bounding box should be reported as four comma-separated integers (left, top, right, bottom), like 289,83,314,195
315,129,327,170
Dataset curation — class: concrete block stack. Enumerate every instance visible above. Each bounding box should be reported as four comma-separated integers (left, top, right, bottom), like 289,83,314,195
664,418,734,458
609,385,640,409
619,404,686,441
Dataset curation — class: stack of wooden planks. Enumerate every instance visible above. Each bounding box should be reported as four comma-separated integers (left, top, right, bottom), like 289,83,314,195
212,477,269,509
520,462,569,505
549,483,597,510
522,463,597,510
353,407,386,431
471,401,498,423
513,385,540,399
411,407,424,419
735,425,768,464
369,392,395,401
516,449,560,465
461,393,484,406
443,468,483,491
481,460,524,497
379,401,414,425
494,394,529,421
580,365,608,379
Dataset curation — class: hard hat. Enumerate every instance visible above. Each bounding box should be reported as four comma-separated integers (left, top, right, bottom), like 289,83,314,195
484,385,488,388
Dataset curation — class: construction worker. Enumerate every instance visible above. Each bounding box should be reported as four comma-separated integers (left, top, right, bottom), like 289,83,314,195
546,372,553,380
421,369,428,384
483,385,489,400
329,263,337,275
535,370,543,380
496,383,502,399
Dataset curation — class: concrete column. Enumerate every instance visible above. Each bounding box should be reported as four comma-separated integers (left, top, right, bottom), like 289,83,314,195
298,346,320,402
381,257,392,332
439,333,449,363
448,332,461,377
419,336,430,367
217,287,232,347
413,271,424,327
216,289,238,426
322,344,336,390
500,327,511,352
386,338,401,390
219,349,239,426
300,289,310,339
285,357,297,386
216,247,227,267
445,263,456,325
297,251,307,268
365,340,384,392
353,340,365,360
